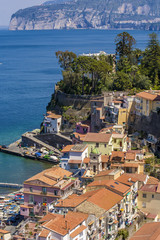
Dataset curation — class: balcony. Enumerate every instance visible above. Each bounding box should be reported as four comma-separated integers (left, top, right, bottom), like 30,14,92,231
108,218,114,225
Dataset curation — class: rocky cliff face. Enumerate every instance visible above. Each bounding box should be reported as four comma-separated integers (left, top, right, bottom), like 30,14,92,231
9,0,160,30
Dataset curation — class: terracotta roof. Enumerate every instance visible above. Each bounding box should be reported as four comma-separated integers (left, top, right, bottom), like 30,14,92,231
94,170,113,178
83,157,90,164
99,126,113,133
73,132,86,141
117,173,137,187
112,134,125,139
0,229,10,234
130,222,160,240
104,179,130,195
147,213,158,219
111,162,139,168
55,190,100,208
87,188,123,211
39,212,59,223
101,155,109,163
127,150,143,154
140,184,158,192
70,225,87,238
125,173,147,182
147,176,159,185
39,229,50,238
88,179,130,196
123,163,139,168
110,151,125,162
96,108,102,111
125,152,135,160
43,212,88,236
76,122,90,128
68,160,82,164
113,100,122,104
25,167,72,186
46,111,61,119
100,116,105,120
20,205,33,209
136,91,160,101
61,145,74,153
84,133,112,143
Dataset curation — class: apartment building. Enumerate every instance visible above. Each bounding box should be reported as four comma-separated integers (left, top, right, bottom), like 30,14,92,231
37,211,89,240
60,144,88,174
20,167,80,218
138,183,160,218
135,90,160,116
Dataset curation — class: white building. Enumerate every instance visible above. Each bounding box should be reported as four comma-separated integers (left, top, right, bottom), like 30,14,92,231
37,211,88,240
43,111,62,133
60,144,88,174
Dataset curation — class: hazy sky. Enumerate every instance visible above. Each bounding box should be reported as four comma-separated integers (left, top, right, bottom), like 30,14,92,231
0,0,44,26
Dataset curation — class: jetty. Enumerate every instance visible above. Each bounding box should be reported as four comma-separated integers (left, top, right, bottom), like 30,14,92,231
0,182,23,189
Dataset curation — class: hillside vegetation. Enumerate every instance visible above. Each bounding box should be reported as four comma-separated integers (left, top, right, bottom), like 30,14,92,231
55,32,160,95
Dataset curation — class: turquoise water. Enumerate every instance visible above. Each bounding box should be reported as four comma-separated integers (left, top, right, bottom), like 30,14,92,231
0,29,157,189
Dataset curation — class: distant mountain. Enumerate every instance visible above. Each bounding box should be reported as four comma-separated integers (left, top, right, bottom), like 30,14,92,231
9,0,160,30
43,0,73,5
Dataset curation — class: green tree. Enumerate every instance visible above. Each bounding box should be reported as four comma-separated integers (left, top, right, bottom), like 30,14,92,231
117,229,129,240
112,71,132,91
115,32,136,58
141,33,160,86
56,50,77,70
132,74,151,89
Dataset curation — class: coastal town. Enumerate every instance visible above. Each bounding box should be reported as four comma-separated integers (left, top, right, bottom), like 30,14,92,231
1,27,160,240
1,86,160,240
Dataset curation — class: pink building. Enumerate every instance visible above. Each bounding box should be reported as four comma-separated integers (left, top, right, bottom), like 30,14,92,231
20,167,80,218
76,121,90,134
72,121,90,144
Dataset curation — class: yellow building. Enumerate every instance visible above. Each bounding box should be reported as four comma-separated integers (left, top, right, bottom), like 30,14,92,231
136,91,160,116
112,133,127,152
83,133,112,155
118,96,136,127
138,183,160,218
83,132,128,155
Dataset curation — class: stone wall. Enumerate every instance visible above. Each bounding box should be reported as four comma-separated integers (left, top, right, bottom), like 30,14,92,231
54,90,103,109
35,133,72,150
132,112,160,138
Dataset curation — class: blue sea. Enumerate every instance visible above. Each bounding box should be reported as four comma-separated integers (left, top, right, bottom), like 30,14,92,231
0,29,158,192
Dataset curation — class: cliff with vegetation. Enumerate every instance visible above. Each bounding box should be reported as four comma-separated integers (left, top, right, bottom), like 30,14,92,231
9,0,160,30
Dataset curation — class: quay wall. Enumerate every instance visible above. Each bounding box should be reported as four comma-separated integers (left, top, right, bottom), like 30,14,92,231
35,133,72,150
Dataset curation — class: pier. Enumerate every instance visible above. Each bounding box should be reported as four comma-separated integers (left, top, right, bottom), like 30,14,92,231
0,182,23,189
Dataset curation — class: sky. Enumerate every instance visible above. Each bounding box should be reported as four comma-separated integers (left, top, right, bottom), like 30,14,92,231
0,0,44,26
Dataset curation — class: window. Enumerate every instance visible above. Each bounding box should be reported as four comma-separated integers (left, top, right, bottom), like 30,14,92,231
142,202,146,208
152,194,154,198
104,144,107,148
43,197,47,203
29,195,34,204
120,141,122,147
30,187,33,192
54,190,58,196
79,232,83,237
114,139,116,143
42,187,47,194
143,193,147,198
96,143,99,148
